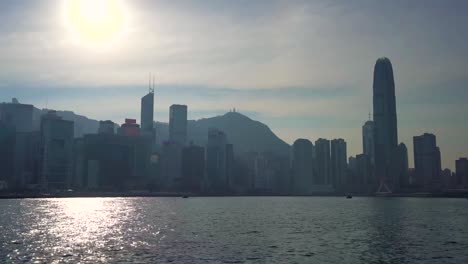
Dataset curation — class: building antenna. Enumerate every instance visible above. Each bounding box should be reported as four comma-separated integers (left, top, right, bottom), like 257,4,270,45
152,73,156,93
148,72,151,92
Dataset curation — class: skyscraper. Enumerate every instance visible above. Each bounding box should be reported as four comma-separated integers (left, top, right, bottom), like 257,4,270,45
206,128,229,192
0,99,38,189
396,143,409,188
40,111,74,189
413,133,441,191
292,139,313,194
181,143,205,192
315,138,330,185
331,138,347,191
455,158,468,188
226,143,234,190
169,104,188,146
98,120,115,135
373,57,399,192
362,120,375,165
140,90,154,137
0,99,33,133
355,154,372,193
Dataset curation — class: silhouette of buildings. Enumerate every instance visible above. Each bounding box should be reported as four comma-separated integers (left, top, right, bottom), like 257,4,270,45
0,99,34,133
226,143,234,189
98,120,115,135
161,140,183,189
362,120,375,165
40,111,74,189
141,88,155,146
252,152,272,191
315,138,331,185
356,154,373,193
347,154,374,194
181,143,205,192
0,119,16,189
373,57,399,192
455,158,468,189
331,138,347,191
441,168,454,190
205,128,232,192
74,131,152,190
160,104,188,190
413,133,441,191
233,151,288,194
120,118,140,137
0,100,40,190
396,143,409,189
292,139,314,194
169,104,188,146
1,56,465,197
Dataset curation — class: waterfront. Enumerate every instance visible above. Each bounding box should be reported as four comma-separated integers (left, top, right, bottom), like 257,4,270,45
1,197,468,263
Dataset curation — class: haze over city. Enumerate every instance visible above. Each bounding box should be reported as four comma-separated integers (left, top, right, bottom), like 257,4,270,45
1,0,467,170
3,1,468,264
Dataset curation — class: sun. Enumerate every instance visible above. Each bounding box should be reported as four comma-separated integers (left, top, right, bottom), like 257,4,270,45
65,0,126,44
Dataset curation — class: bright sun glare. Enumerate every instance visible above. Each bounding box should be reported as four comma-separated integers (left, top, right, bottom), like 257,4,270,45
65,0,126,44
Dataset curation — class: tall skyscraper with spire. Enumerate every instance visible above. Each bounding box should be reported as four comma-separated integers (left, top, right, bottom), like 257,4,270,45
372,57,399,192
141,75,155,145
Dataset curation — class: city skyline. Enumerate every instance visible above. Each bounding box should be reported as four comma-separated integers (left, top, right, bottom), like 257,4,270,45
1,0,468,170
2,2,468,263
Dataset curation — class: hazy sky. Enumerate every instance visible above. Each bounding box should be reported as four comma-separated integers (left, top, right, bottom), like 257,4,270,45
0,0,467,169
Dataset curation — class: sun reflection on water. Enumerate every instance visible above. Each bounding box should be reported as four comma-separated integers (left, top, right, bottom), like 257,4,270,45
52,198,125,245
31,198,139,262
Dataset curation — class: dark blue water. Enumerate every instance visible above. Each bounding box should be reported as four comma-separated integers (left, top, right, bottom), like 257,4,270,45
1,197,467,263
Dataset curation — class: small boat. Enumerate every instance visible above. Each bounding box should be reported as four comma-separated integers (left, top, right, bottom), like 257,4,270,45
346,194,353,199
182,195,189,198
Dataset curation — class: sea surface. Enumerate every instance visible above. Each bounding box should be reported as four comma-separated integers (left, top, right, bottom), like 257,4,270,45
1,197,468,263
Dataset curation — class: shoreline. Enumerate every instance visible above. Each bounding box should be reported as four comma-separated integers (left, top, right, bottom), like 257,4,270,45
1,191,468,200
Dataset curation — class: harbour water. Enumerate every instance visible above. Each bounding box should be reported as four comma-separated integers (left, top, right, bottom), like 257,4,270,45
1,197,467,263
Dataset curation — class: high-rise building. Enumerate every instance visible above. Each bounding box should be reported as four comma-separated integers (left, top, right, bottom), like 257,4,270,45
40,111,74,189
315,138,330,185
396,143,409,188
0,99,33,133
140,90,154,136
161,140,183,189
252,152,271,191
331,138,347,191
355,154,372,193
226,143,234,189
441,168,453,190
160,104,188,190
74,133,152,190
0,120,16,188
373,57,399,192
292,139,313,194
120,119,140,137
455,158,468,188
413,133,441,191
98,120,115,135
181,143,205,192
206,128,228,192
0,100,39,189
362,120,375,165
169,105,188,146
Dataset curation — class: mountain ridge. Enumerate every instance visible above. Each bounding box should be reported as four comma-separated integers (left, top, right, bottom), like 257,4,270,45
30,107,290,156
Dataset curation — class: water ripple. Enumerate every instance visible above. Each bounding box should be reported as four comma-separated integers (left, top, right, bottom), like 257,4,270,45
0,197,468,263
